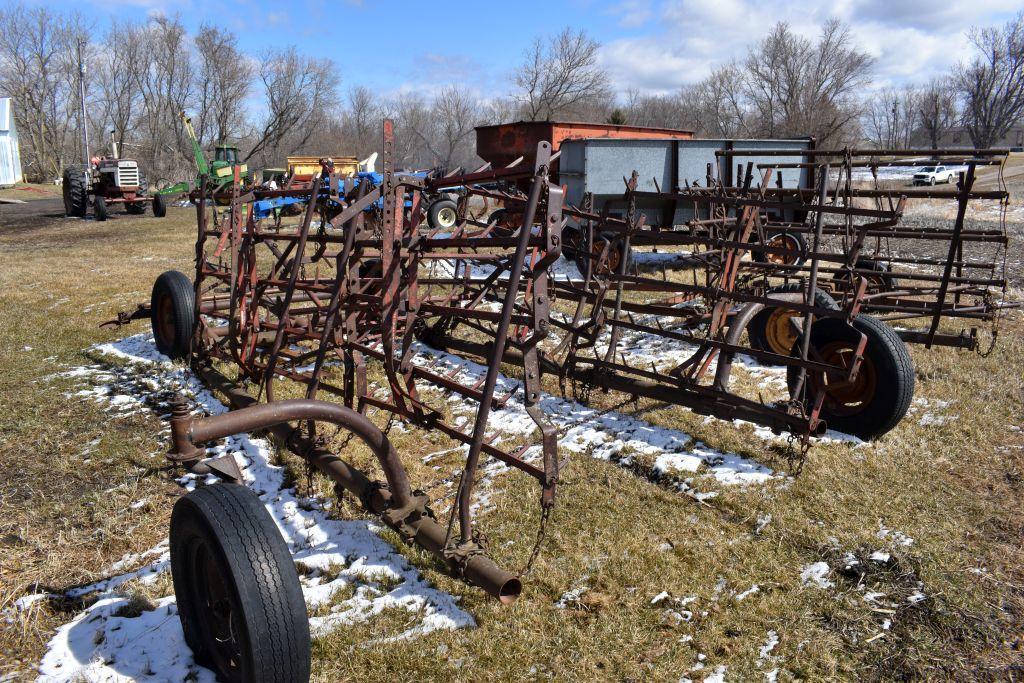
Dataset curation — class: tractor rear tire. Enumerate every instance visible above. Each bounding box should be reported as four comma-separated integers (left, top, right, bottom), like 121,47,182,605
153,193,167,218
151,270,195,360
94,195,108,222
170,484,311,683
126,202,146,215
786,314,914,440
747,284,839,356
427,198,458,230
62,166,88,218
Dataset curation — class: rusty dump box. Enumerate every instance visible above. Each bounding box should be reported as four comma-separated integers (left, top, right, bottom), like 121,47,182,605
474,120,694,168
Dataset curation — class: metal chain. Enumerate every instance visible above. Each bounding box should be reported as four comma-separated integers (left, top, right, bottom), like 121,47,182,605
518,502,553,578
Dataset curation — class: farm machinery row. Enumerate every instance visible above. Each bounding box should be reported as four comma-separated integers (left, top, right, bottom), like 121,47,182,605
108,119,1012,681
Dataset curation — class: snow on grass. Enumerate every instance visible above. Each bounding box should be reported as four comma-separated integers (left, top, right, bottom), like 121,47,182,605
411,342,776,498
800,562,834,589
36,334,472,682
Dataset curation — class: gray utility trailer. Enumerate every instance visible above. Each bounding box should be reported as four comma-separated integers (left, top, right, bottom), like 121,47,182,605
558,137,814,228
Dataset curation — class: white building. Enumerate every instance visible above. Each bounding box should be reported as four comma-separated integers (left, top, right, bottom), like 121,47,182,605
0,97,24,186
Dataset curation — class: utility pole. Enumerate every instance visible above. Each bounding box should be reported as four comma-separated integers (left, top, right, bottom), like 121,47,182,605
77,39,89,167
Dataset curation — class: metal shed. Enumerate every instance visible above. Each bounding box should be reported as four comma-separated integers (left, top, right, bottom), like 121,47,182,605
0,98,23,186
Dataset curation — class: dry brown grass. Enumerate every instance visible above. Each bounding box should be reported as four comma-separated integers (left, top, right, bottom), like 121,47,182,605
1,205,1023,681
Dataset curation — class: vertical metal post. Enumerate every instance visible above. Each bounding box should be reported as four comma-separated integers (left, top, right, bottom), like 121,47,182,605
77,39,90,197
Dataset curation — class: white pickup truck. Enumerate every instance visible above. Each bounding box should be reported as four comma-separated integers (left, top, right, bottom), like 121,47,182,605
912,165,957,185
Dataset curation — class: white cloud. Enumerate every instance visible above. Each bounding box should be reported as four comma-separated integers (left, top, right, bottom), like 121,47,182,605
605,0,655,28
597,0,1013,94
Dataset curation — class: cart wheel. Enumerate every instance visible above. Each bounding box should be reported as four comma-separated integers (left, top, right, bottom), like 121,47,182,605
747,284,839,356
94,195,108,222
427,198,458,230
153,193,168,218
170,484,311,683
786,314,913,440
757,230,806,266
62,166,88,218
574,234,633,276
151,270,195,359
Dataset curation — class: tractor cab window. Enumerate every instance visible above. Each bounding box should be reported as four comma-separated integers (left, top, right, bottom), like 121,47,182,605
215,147,239,164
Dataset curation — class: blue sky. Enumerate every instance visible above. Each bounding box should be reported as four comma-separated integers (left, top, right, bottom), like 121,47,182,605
44,0,1024,98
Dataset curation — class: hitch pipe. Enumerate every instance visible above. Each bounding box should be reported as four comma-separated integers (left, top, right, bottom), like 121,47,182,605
168,365,521,603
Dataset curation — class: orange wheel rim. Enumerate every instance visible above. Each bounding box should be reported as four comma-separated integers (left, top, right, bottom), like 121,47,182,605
766,234,799,265
809,342,876,416
765,308,799,355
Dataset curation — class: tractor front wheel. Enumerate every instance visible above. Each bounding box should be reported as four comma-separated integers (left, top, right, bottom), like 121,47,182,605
94,196,108,222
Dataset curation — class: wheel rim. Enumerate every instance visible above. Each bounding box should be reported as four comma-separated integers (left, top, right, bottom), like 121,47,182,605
190,539,245,679
809,342,877,416
156,294,175,348
437,206,457,228
765,234,800,265
765,308,799,355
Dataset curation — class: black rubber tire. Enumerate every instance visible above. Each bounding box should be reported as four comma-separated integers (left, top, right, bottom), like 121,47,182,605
62,166,88,218
747,284,839,355
126,202,146,215
151,270,195,359
786,314,914,440
153,192,167,218
427,198,458,230
94,195,108,222
170,484,311,683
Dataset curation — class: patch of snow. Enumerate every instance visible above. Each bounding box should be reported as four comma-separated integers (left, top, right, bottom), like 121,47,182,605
703,665,728,683
800,561,834,588
735,584,760,601
869,551,891,562
38,334,473,682
758,630,779,663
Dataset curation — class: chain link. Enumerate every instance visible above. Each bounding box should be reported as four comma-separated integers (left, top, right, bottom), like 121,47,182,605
518,502,553,578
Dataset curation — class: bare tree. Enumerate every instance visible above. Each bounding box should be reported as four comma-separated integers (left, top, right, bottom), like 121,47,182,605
689,64,747,138
246,47,339,163
193,25,251,149
917,77,958,149
865,86,920,148
343,85,380,157
741,20,873,146
955,11,1024,148
134,16,197,180
621,88,699,130
0,3,88,180
514,28,610,121
400,87,481,170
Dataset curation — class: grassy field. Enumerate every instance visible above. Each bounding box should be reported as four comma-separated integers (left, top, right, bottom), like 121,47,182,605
1,202,1023,682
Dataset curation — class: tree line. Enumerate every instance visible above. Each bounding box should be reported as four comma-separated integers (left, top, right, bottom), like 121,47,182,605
1,4,1021,184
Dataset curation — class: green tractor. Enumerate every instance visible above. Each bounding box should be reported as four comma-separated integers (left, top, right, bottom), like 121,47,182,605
156,113,251,198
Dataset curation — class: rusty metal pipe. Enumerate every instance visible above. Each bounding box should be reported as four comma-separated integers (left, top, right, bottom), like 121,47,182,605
190,365,522,603
186,398,414,509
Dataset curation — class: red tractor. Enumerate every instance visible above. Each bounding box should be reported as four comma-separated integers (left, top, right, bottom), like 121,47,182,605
62,156,167,221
